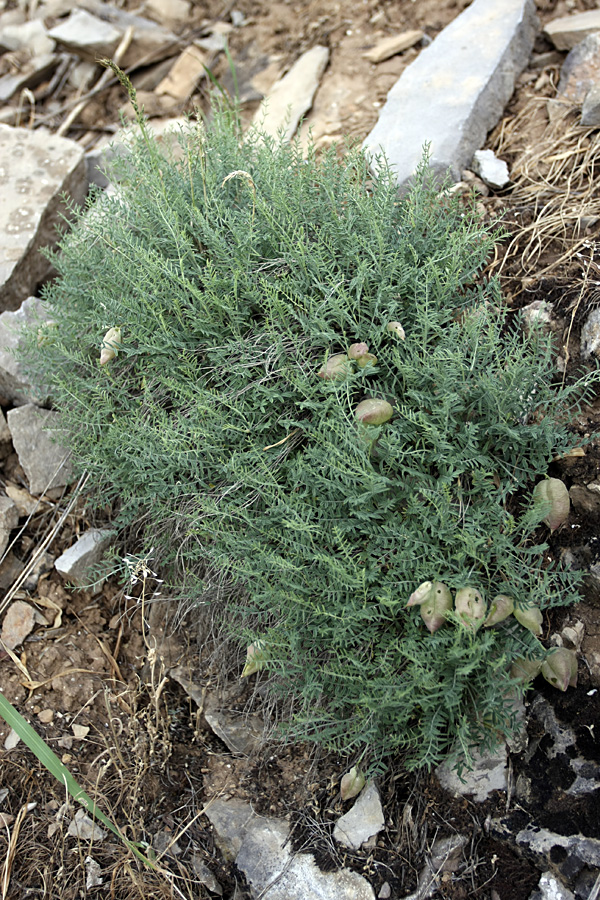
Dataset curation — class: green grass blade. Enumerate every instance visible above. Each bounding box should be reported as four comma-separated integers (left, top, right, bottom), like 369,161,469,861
0,690,155,868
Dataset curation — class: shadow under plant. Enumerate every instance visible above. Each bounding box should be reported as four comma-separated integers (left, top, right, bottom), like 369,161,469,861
19,85,600,775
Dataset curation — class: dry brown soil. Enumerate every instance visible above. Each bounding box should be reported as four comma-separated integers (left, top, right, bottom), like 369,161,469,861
1,0,600,898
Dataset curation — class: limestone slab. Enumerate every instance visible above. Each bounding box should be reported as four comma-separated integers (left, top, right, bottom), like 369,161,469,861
6,404,72,496
0,125,87,312
47,10,122,62
55,528,114,588
155,44,207,100
333,781,385,850
0,296,52,405
545,10,600,51
363,0,538,189
253,45,329,142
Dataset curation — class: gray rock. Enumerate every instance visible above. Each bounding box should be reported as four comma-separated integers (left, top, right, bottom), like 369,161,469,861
401,834,468,900
0,19,54,56
0,409,10,443
520,299,554,334
556,34,600,107
531,871,576,900
47,10,122,63
545,11,600,52
580,308,600,359
0,54,58,103
333,781,385,850
0,125,87,312
54,528,114,588
204,708,263,755
471,149,510,189
206,798,376,900
0,296,52,405
253,45,330,142
363,0,538,189
581,84,600,127
0,494,18,557
6,404,72,496
569,484,600,518
78,1,179,68
436,743,508,803
508,822,600,874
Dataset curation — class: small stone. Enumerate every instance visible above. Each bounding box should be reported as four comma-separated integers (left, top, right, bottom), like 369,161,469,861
545,10,600,51
0,410,9,444
47,10,122,63
436,744,508,802
54,528,114,589
253,45,330,142
0,494,18,557
4,728,21,750
204,708,263,755
38,709,54,724
4,482,39,516
155,45,207,100
0,127,87,312
7,405,72,496
556,34,600,107
378,883,391,900
67,809,106,842
1,599,35,650
1,19,54,57
191,854,223,895
570,484,600,517
0,54,58,103
143,0,192,27
581,84,600,127
333,780,385,850
471,149,510,189
77,2,179,69
0,297,53,404
363,30,424,64
580,308,600,359
520,299,554,333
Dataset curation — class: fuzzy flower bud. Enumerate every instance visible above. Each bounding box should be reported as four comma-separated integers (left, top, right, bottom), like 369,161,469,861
514,604,543,636
484,594,514,627
454,587,486,630
542,647,578,692
100,326,122,365
532,478,570,532
355,398,393,426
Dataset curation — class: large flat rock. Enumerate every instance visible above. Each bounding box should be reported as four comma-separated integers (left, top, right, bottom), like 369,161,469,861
363,0,538,189
6,404,72,496
0,125,88,312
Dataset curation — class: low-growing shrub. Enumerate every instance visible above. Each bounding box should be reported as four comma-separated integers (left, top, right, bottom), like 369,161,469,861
22,89,599,771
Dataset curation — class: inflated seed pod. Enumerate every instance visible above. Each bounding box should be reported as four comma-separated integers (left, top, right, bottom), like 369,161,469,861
484,594,514,627
340,766,366,801
454,586,486,630
100,326,122,365
514,604,543,636
241,640,268,678
386,321,405,340
348,342,369,360
541,647,578,692
355,398,393,425
356,352,377,368
510,656,542,683
420,583,453,634
532,478,570,531
318,352,352,380
407,580,434,608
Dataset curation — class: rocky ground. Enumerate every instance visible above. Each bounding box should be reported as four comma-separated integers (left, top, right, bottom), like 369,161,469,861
1,0,600,899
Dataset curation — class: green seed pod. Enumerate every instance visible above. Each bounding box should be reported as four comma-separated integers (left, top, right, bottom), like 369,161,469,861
514,604,543,636
318,353,351,380
484,594,514,627
532,478,570,531
348,342,369,360
420,584,453,634
241,640,268,678
100,326,121,365
510,657,542,683
356,352,378,368
355,398,393,426
407,580,434,607
542,647,577,692
340,766,366,801
386,321,405,340
455,587,486,631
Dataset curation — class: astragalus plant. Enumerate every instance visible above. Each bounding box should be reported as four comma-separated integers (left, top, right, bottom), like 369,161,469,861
21,90,599,771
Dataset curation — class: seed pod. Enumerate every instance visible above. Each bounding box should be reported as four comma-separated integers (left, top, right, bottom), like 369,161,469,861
541,648,577,692
532,478,570,531
407,581,434,608
355,398,393,426
348,342,369,360
386,321,405,340
356,352,378,368
514,604,543,636
241,640,268,678
420,583,453,634
455,587,486,630
484,594,514,627
510,657,542,683
100,326,122,365
318,353,351,380
340,766,366,801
